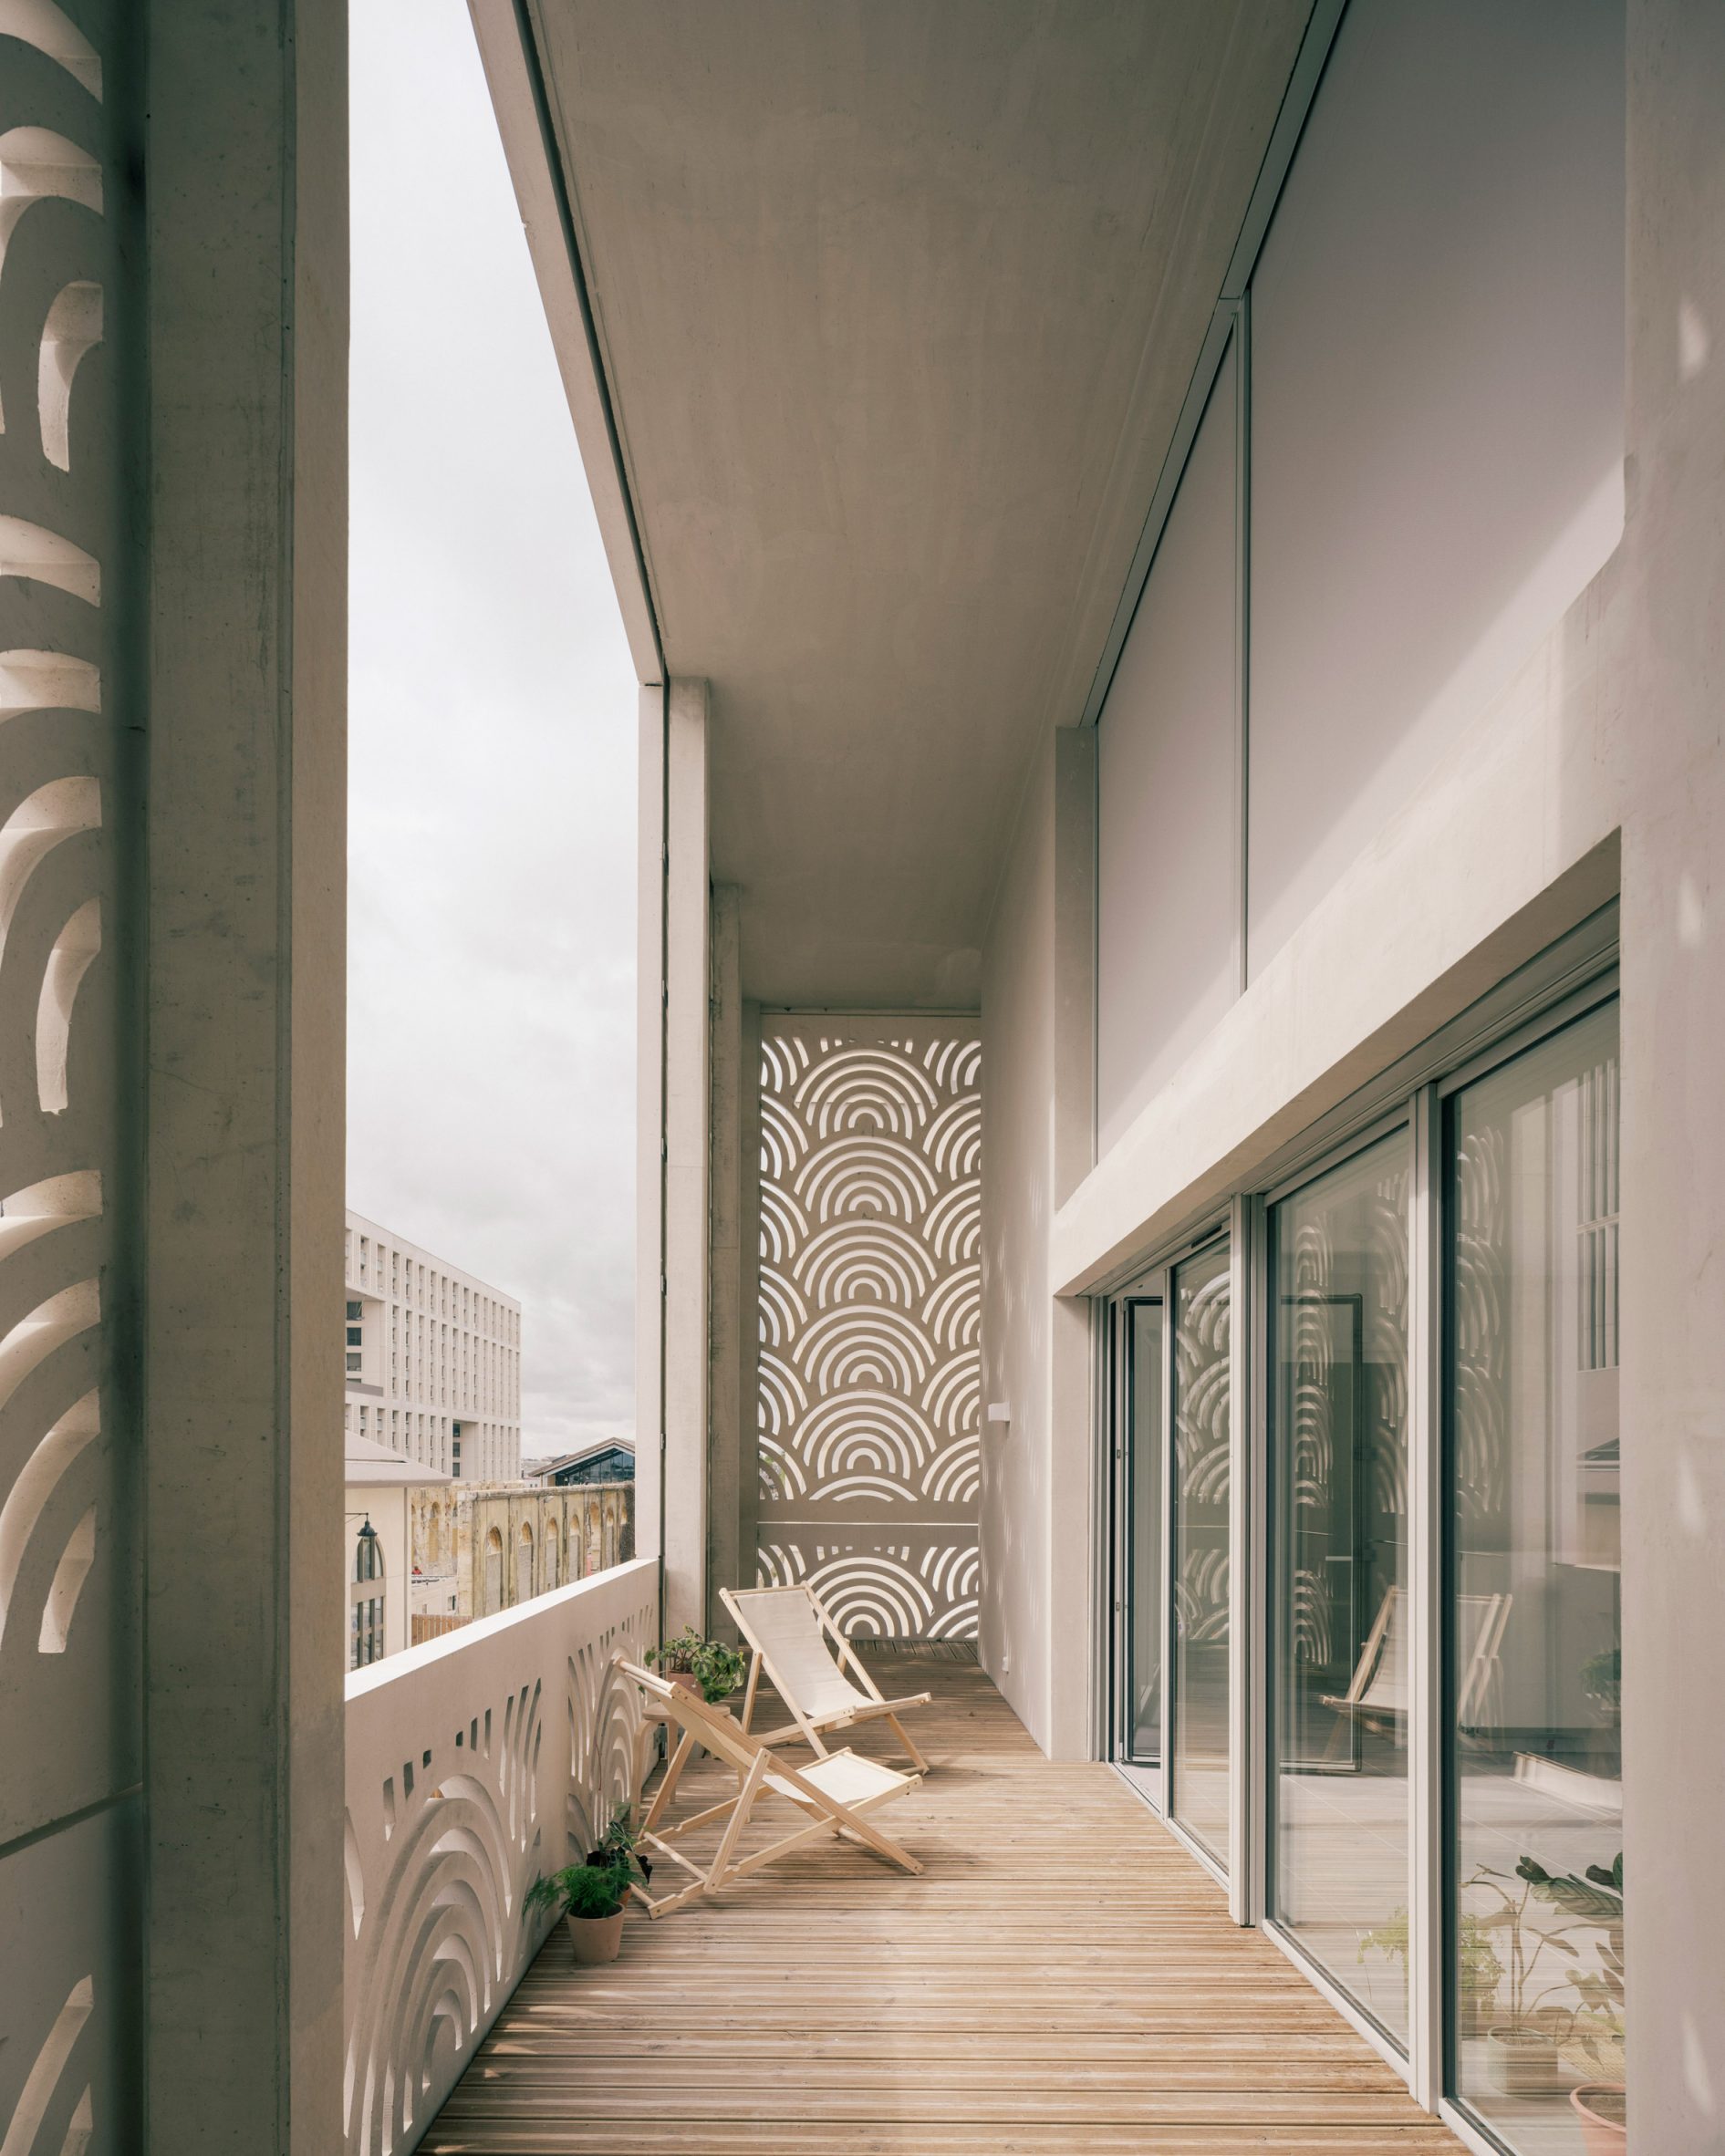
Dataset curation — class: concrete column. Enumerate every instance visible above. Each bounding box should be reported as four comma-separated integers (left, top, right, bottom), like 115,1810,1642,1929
706,884,743,1635
635,681,666,1585
1621,4,1725,2142
142,2,347,2150
662,679,710,1635
1046,727,1098,1760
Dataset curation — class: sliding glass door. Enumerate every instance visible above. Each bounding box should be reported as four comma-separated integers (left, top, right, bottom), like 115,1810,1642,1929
1099,966,1622,2151
1169,1238,1231,1868
1447,999,1624,2152
1269,1130,1412,2045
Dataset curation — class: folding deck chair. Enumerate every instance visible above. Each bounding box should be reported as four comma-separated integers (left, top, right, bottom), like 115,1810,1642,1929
620,1657,924,1918
720,1581,934,1771
1322,1586,1512,1747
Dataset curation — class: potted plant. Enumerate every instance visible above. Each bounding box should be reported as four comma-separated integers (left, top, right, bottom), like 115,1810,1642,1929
1522,1851,1626,2153
524,1803,649,1964
525,1862,633,1964
1462,1862,1587,2096
646,1625,748,1705
1357,1906,1504,2038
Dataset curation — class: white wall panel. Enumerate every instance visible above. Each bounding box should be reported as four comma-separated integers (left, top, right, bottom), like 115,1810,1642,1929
1096,339,1239,1153
1247,0,1625,980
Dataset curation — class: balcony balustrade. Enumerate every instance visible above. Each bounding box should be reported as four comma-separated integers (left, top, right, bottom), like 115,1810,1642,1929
343,1556,657,2156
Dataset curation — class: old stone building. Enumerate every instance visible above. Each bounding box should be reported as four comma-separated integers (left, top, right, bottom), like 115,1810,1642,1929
408,1481,634,1633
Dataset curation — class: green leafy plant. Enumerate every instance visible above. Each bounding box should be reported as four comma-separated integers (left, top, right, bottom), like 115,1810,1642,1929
1462,1863,1587,2035
1519,1850,1624,2072
1357,1905,1504,2017
583,1800,650,1885
525,1804,649,1923
646,1626,748,1704
1580,1645,1621,1719
525,1862,631,1923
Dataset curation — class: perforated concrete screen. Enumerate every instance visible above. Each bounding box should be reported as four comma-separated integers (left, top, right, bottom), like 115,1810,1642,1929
755,1017,981,1639
0,3,139,2138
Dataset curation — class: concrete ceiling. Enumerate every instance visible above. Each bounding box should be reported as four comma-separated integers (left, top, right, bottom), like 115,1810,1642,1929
527,0,1312,1006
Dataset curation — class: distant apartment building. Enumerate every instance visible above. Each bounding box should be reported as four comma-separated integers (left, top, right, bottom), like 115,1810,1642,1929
344,1209,522,1481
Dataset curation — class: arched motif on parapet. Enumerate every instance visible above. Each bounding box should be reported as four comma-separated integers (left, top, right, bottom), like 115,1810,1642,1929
342,1581,654,2156
755,1020,981,1639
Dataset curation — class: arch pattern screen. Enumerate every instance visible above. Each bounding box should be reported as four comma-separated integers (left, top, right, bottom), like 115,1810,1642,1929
0,6,137,2152
755,1018,981,1638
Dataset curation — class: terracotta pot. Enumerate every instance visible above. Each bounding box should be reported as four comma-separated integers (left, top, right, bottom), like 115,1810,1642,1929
1571,2084,1627,2155
564,1905,626,1964
666,1670,703,1695
1485,2026,1561,2097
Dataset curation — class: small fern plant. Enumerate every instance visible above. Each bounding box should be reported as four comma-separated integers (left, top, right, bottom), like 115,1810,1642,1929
525,1803,648,1923
525,1863,630,1923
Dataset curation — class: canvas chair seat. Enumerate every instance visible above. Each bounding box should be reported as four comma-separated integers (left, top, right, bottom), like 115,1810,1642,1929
765,1748,905,1811
618,1655,924,1920
721,1581,934,1771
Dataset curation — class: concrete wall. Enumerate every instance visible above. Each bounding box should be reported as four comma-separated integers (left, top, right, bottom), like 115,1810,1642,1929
979,731,1094,1757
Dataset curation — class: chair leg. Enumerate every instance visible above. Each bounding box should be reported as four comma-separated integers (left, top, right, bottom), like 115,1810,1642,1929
642,1727,697,1833
885,1713,929,1774
707,1751,771,1891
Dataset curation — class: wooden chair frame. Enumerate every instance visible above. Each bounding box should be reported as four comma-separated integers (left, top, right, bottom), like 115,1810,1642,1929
620,1657,924,1920
720,1581,933,1771
1321,1585,1513,1751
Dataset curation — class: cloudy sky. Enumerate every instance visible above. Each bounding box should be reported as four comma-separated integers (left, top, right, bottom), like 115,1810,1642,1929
348,0,638,1455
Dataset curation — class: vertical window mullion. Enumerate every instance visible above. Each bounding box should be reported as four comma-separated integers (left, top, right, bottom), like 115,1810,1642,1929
1228,1197,1253,1924
1159,1267,1176,1822
1242,1191,1270,1931
1408,1083,1444,2110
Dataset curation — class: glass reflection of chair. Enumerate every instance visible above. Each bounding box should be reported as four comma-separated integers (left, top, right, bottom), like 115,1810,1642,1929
1322,1587,1512,1758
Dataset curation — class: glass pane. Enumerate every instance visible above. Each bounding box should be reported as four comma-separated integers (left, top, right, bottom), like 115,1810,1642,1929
1272,1131,1411,2045
1170,1239,1231,1866
1125,1300,1164,1763
1450,1000,1623,2151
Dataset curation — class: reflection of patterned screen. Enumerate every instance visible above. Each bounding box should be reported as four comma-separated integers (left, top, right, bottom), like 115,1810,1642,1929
755,1018,981,1638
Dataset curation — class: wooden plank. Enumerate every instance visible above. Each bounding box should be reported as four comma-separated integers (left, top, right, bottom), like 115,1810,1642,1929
419,1653,1460,2155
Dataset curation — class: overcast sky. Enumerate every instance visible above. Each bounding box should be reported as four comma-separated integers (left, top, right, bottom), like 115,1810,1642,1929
348,0,638,1456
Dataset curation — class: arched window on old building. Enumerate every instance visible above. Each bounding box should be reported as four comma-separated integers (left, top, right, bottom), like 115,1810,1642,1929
484,1526,504,1612
350,1519,385,1670
516,1520,535,1605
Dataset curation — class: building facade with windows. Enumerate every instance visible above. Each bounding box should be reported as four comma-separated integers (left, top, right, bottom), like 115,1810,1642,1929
343,1208,523,1481
344,1434,450,1669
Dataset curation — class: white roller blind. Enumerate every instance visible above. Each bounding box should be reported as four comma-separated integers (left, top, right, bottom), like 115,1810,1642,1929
1247,0,1625,978
1096,340,1238,1154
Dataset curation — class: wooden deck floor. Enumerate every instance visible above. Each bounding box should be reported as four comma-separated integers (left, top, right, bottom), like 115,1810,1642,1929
422,1648,1463,2153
